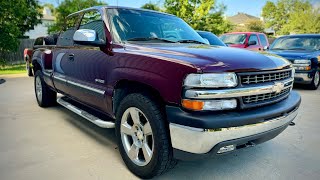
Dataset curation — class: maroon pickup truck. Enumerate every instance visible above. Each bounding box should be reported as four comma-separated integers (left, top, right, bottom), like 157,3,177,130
32,6,301,178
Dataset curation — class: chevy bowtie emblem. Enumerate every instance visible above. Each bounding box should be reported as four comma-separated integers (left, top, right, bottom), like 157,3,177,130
273,82,284,94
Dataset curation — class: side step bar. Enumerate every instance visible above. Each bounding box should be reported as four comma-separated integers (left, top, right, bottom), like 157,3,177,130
57,97,115,128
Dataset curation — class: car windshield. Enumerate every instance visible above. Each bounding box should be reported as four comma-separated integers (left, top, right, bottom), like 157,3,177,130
220,34,247,44
270,36,320,51
107,8,206,44
197,31,226,46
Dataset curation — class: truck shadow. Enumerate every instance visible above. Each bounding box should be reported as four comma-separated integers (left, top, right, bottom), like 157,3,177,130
53,106,123,162
53,105,276,179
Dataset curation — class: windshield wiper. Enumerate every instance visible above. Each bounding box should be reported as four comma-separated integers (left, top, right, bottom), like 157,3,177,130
287,48,307,50
177,39,207,44
270,48,286,50
126,37,176,43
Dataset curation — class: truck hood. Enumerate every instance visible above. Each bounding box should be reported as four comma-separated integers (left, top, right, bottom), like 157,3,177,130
268,50,319,62
124,43,291,73
227,44,246,48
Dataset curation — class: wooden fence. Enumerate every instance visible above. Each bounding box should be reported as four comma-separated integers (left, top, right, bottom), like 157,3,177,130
0,39,35,65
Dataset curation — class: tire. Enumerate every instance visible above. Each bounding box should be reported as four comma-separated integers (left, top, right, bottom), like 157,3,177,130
26,62,33,76
34,70,57,107
115,93,177,179
307,71,320,90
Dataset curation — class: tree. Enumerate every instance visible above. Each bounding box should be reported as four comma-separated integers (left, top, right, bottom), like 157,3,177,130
246,20,265,32
141,3,161,11
283,6,320,34
262,0,317,35
0,0,42,52
164,0,232,35
48,0,106,33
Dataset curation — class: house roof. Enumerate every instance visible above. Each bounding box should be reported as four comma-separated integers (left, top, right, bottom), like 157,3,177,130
227,13,260,25
42,14,55,21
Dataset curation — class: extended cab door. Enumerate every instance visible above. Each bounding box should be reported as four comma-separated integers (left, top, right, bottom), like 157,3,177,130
61,10,111,112
52,14,80,95
246,34,263,51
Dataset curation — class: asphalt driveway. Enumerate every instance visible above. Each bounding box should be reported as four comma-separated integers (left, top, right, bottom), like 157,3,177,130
0,75,319,180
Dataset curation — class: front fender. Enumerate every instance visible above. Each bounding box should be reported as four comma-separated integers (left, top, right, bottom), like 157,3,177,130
110,67,178,104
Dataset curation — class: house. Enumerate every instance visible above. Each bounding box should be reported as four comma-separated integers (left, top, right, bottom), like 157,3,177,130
24,7,55,39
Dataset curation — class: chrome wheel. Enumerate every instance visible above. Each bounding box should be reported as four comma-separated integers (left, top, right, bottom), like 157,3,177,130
314,71,319,87
120,107,154,166
35,76,42,103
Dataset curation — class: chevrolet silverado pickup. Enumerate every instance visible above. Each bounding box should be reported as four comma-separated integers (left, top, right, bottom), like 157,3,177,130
32,6,301,179
268,34,320,90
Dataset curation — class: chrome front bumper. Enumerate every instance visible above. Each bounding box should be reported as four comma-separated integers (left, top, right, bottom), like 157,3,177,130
294,73,313,83
169,108,298,154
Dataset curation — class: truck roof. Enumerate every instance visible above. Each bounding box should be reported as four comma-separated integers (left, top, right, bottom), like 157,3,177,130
223,32,266,35
68,5,175,17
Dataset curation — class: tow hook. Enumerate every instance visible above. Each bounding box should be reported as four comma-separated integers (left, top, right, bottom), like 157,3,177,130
289,122,296,126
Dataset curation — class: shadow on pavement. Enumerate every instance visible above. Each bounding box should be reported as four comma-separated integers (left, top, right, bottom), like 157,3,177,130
0,79,6,84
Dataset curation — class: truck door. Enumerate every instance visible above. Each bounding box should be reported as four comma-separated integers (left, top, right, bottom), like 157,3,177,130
61,10,111,112
247,34,263,51
52,14,80,96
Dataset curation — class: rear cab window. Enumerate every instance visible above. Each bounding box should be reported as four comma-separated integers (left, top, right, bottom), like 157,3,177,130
258,34,268,47
57,14,80,46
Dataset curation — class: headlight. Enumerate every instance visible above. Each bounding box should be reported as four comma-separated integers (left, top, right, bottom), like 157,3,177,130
184,73,238,88
294,59,311,64
292,68,295,78
293,59,311,71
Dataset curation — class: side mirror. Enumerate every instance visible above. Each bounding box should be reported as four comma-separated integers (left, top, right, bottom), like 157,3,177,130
263,46,269,51
73,29,105,46
248,40,257,46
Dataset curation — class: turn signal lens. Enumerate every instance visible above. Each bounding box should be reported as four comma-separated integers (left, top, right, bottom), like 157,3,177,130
182,99,237,111
182,99,204,111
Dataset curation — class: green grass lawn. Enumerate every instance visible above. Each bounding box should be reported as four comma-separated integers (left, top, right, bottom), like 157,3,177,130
0,64,26,75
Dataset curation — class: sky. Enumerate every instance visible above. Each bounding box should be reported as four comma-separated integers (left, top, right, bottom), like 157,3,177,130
39,0,320,17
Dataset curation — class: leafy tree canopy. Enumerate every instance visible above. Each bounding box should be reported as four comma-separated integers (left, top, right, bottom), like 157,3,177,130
141,3,161,11
262,0,319,35
164,0,232,35
246,20,265,32
48,0,106,33
0,0,42,52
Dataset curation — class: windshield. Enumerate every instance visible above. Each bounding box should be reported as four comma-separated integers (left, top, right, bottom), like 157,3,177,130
107,8,206,44
270,36,320,51
197,31,226,46
220,34,247,44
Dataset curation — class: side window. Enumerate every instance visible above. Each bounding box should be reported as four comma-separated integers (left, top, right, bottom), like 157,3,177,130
57,15,79,46
79,11,106,42
248,34,259,45
259,34,268,47
34,37,44,46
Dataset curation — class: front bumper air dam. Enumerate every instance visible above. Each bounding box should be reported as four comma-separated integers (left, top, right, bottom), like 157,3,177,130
294,72,313,84
166,91,301,158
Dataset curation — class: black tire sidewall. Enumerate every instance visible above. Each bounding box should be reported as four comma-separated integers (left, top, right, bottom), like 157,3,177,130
115,93,170,178
34,70,56,107
309,71,320,90
34,71,44,106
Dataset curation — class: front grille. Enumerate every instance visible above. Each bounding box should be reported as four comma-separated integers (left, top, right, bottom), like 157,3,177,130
240,70,291,85
243,88,291,104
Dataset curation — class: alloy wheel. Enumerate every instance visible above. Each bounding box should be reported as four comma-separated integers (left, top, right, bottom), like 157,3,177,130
120,107,154,166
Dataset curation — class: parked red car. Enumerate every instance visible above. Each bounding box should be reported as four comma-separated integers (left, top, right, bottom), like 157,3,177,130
220,32,269,51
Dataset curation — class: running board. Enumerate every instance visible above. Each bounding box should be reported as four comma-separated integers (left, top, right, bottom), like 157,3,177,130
57,97,115,128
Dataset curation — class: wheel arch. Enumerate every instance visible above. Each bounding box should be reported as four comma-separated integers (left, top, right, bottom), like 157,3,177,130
113,79,166,115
